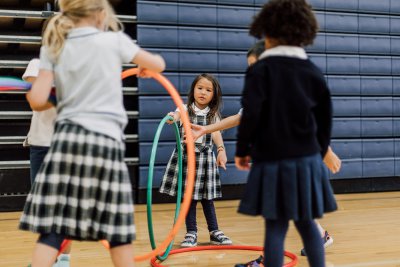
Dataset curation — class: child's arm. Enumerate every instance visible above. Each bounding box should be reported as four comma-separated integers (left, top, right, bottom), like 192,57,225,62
191,114,241,141
24,76,53,111
323,146,341,174
212,131,227,170
26,70,54,111
132,49,166,75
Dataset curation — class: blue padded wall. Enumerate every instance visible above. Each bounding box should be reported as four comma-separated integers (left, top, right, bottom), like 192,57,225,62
137,0,400,193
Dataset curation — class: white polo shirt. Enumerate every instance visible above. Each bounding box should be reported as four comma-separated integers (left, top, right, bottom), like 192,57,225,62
39,27,139,141
23,58,57,147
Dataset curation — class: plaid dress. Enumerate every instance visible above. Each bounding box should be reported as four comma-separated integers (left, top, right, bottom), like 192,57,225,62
159,114,222,200
19,122,135,243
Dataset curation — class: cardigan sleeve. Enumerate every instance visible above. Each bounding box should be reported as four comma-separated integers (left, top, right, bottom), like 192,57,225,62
313,78,333,157
235,65,267,157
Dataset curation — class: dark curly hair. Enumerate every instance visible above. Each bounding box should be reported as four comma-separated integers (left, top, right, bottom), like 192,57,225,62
250,0,318,46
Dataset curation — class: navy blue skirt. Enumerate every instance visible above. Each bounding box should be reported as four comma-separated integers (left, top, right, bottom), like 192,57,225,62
238,153,337,221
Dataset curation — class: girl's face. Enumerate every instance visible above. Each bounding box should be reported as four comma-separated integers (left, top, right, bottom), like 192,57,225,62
193,78,214,109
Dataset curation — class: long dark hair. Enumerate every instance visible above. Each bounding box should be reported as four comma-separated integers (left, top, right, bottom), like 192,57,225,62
187,73,222,124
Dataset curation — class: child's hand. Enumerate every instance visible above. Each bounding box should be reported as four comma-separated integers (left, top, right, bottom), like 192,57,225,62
323,147,341,174
235,156,251,171
137,66,151,78
166,112,175,124
190,124,207,142
217,150,227,170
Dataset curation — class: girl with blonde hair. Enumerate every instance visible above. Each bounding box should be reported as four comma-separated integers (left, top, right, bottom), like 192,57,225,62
19,0,165,266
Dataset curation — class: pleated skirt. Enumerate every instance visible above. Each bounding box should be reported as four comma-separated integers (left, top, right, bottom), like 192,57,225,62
238,153,337,221
19,122,135,243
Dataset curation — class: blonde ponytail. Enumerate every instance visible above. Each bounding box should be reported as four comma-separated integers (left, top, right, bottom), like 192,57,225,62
43,0,123,61
42,13,74,62
103,1,123,32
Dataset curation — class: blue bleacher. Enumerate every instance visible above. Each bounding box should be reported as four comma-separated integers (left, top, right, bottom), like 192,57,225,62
358,0,390,14
135,0,400,194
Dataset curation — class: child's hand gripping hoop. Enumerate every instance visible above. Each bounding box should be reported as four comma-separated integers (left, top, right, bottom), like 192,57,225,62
59,68,196,263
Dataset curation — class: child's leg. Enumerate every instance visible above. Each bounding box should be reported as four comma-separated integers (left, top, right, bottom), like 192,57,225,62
29,146,49,184
264,219,289,267
201,199,232,245
186,200,198,232
32,233,64,267
110,243,134,267
294,220,325,267
200,199,218,231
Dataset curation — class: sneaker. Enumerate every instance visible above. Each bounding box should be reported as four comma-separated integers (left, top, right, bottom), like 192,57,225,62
210,230,233,245
54,254,70,267
300,231,333,256
181,231,197,247
234,255,264,267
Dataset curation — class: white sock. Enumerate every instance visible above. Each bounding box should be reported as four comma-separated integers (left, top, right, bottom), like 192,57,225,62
58,254,70,261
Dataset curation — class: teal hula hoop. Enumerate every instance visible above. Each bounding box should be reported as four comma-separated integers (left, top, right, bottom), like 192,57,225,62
147,115,183,261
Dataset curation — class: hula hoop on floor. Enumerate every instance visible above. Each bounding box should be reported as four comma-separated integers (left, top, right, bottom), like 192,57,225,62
60,68,196,262
147,115,183,261
150,246,298,267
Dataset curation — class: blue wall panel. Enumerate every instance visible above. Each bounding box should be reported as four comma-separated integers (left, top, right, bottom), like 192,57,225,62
179,27,218,49
325,0,358,11
362,158,394,177
330,159,362,179
359,14,390,34
359,0,390,13
360,77,392,96
331,140,362,159
361,118,393,137
326,34,358,53
361,98,392,116
325,12,358,32
328,76,361,95
179,4,217,26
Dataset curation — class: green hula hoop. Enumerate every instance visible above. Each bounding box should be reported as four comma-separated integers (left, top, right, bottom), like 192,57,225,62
147,115,183,261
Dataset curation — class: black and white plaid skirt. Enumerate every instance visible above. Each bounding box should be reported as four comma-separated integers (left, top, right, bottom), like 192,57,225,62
19,122,135,243
159,146,222,200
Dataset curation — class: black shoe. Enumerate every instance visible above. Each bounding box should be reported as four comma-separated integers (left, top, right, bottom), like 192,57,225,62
234,255,264,267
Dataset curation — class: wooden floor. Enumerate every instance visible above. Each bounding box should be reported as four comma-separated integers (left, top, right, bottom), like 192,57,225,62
1,192,400,267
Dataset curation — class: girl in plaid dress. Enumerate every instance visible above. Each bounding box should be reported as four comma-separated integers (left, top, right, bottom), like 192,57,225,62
19,0,165,266
160,73,232,247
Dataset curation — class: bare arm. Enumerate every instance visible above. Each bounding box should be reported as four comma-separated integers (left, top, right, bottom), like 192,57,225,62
26,70,54,111
212,131,227,170
24,76,54,111
132,49,166,73
191,114,241,141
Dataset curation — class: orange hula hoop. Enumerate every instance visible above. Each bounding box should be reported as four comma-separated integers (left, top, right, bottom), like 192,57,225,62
59,68,196,262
